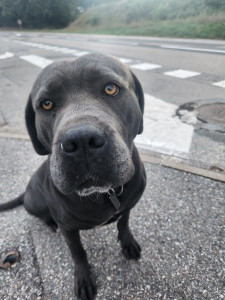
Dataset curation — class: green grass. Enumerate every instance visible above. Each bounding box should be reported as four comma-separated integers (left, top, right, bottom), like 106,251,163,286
64,0,225,39
64,17,225,39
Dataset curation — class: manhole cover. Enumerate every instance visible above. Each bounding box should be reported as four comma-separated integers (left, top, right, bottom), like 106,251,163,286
197,103,225,125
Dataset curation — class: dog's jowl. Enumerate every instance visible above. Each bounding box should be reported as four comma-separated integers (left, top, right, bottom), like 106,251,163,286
0,53,146,300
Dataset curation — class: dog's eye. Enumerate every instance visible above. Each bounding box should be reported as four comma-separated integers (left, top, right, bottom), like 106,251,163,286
104,83,119,96
41,100,53,110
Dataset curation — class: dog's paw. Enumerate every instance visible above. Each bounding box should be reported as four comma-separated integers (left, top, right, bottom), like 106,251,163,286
121,238,142,260
74,269,97,300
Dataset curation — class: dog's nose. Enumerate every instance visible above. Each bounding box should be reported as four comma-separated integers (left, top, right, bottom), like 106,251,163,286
60,126,106,154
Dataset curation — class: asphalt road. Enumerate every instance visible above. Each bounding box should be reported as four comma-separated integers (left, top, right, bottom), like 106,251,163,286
0,31,225,300
2,32,225,104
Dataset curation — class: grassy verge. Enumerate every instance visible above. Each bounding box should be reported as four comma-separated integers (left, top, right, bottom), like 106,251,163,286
65,13,225,39
64,20,225,39
64,0,225,39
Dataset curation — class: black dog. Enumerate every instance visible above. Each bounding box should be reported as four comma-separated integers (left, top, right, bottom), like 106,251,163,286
0,53,146,300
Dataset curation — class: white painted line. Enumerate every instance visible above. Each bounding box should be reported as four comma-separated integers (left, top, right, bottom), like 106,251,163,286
27,42,40,47
161,44,225,54
35,43,45,48
0,52,14,60
38,45,56,50
73,51,89,57
48,46,63,51
212,80,225,88
131,62,161,70
135,94,194,157
118,57,132,63
164,69,201,79
13,40,79,54
61,49,79,54
20,55,53,68
99,39,139,46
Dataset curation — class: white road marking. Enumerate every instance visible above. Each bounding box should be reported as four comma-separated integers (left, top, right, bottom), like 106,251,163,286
13,40,85,56
161,44,225,54
131,62,161,70
59,48,78,53
212,80,225,88
118,57,132,63
135,94,194,157
164,69,201,79
49,46,65,51
0,52,14,60
20,55,53,68
73,51,89,57
37,45,57,50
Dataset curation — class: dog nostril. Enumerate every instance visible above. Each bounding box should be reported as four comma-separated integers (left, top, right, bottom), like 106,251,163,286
89,137,105,149
61,141,78,153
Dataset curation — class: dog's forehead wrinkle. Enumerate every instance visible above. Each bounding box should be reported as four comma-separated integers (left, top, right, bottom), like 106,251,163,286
70,53,129,82
56,106,116,138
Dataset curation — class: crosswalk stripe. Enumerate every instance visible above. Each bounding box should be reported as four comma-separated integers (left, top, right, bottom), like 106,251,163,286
135,94,194,157
0,52,14,60
212,80,225,88
118,57,133,63
20,55,53,68
73,51,89,57
131,63,161,70
60,49,79,54
164,69,201,79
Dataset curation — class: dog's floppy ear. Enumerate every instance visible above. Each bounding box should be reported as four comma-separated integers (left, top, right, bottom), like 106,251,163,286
25,94,49,155
131,72,144,134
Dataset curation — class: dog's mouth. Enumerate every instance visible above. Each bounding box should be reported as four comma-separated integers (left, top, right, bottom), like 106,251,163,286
76,177,111,196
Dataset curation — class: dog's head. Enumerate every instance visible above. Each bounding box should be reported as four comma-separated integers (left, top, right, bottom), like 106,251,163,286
25,53,144,196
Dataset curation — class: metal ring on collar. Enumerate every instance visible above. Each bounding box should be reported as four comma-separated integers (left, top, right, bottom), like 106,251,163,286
116,185,123,197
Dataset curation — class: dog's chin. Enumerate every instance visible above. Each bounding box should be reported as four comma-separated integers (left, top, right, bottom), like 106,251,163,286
76,185,111,197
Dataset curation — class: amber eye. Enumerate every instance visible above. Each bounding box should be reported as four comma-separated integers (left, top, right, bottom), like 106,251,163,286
104,83,119,96
41,100,53,110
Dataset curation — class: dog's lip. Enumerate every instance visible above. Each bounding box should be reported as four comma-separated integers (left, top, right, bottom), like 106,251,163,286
76,177,112,196
77,177,108,191
78,178,97,190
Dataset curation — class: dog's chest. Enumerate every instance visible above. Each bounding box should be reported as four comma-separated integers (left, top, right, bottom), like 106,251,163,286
52,192,124,230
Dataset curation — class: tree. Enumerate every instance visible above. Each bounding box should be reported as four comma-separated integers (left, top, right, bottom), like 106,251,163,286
78,0,120,9
0,0,78,28
204,0,225,11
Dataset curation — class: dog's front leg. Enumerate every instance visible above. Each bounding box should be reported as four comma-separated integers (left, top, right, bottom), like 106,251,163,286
117,210,142,260
60,227,97,300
